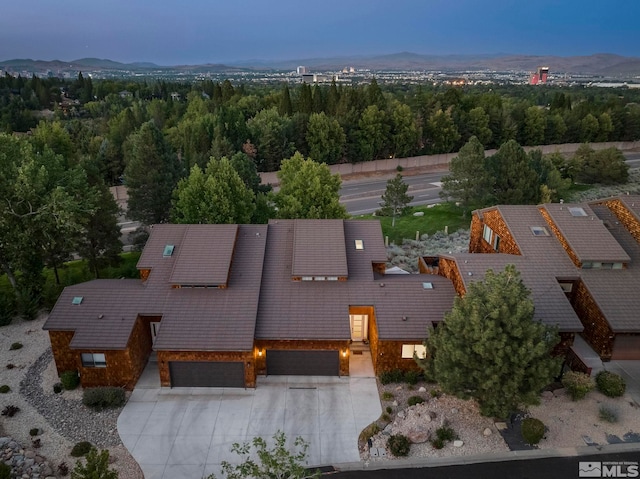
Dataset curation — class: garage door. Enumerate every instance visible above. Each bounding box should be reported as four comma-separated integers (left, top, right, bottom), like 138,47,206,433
611,335,640,360
169,361,245,387
266,350,339,376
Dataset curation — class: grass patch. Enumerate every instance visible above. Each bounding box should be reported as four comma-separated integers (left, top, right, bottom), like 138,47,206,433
354,203,469,245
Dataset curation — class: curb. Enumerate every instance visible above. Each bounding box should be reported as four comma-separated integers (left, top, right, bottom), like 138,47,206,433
331,442,640,471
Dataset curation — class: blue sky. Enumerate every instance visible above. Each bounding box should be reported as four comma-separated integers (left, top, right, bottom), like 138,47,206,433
1,0,638,64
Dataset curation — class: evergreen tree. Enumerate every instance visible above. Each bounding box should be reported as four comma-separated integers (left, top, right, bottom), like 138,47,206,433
420,265,561,419
306,112,345,164
123,121,182,225
278,84,293,116
380,174,413,227
487,140,540,205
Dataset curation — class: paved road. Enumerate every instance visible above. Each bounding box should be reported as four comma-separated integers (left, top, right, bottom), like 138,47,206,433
341,152,640,215
332,450,640,479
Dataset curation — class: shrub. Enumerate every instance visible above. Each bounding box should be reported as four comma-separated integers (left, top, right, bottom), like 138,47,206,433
599,404,619,423
82,387,126,410
381,412,391,422
387,434,410,456
0,384,10,393
521,417,545,445
381,391,394,400
9,342,22,350
53,383,63,394
57,462,69,476
404,370,421,385
1,405,19,417
562,371,594,400
70,441,93,457
0,462,11,479
358,423,380,443
60,370,79,390
596,371,626,398
5,363,15,369
407,395,425,406
379,369,405,385
29,428,40,436
32,438,41,449
386,406,393,414
436,426,456,442
0,292,15,327
430,389,442,398
430,437,445,449
71,448,117,479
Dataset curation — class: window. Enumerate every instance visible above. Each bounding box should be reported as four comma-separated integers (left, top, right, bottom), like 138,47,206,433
530,226,549,236
163,244,175,257
72,296,83,305
313,276,326,281
401,344,427,359
482,224,493,243
613,263,624,270
327,277,338,281
558,282,573,293
81,353,106,368
301,276,313,281
492,234,500,251
354,239,364,250
569,207,587,217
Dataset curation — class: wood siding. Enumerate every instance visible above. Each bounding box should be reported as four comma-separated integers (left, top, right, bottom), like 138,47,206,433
571,281,614,360
471,210,521,255
604,199,640,244
438,257,466,296
254,340,349,377
553,332,575,358
373,340,424,375
157,350,255,388
539,207,581,267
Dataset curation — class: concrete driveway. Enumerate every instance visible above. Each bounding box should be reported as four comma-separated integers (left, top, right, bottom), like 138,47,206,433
117,362,381,479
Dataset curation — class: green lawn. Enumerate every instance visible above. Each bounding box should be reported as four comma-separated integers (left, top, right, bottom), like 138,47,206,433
352,203,471,245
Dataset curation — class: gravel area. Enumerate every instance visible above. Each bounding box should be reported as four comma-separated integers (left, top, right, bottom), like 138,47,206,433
0,314,143,479
361,378,640,462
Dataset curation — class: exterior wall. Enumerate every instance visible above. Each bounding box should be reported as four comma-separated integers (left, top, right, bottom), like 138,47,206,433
604,199,640,244
571,281,614,360
471,210,521,255
49,316,154,390
373,340,424,375
254,340,349,377
539,207,581,267
553,332,575,359
367,308,381,374
157,350,256,388
437,257,466,296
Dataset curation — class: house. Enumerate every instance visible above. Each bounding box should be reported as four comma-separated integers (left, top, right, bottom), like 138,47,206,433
425,195,640,363
44,220,457,389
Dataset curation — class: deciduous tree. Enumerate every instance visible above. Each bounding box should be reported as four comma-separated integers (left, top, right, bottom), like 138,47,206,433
306,112,345,165
380,174,413,227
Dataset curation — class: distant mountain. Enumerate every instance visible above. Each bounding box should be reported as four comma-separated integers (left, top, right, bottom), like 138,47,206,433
2,52,639,76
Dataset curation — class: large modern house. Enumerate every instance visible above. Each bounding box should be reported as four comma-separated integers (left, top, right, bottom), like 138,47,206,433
44,219,456,389
426,195,640,362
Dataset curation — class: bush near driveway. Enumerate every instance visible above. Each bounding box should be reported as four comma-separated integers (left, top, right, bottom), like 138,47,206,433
596,371,626,398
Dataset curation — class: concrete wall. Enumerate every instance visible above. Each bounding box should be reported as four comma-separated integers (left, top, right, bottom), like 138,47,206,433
259,141,640,187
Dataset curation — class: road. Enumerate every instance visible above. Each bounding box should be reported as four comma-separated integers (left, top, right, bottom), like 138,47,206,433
340,152,640,215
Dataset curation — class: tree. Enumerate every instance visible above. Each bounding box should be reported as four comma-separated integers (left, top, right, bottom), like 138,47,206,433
580,113,600,143
247,108,294,172
420,265,561,419
278,84,293,116
465,107,492,146
171,157,255,224
274,152,347,219
440,136,491,215
71,448,118,479
528,150,571,203
389,101,421,158
123,121,182,225
487,140,540,205
306,112,345,165
380,174,413,227
357,105,389,161
212,431,319,479
524,106,546,146
425,109,460,154
576,147,629,185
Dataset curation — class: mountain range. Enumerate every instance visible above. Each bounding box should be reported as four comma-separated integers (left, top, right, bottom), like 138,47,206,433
2,53,640,76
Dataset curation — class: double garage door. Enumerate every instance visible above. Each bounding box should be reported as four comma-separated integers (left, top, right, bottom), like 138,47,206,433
266,350,339,376
169,361,245,388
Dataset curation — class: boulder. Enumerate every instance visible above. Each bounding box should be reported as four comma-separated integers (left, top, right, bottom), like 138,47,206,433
392,401,398,407
453,440,464,448
407,428,430,444
483,427,493,437
541,390,554,400
418,386,427,392
397,410,406,419
413,212,425,217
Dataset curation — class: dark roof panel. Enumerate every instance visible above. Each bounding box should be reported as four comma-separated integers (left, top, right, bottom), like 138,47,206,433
291,220,348,277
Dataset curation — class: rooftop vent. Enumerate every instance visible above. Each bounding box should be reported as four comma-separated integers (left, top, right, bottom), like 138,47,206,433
72,296,83,305
568,207,587,217
354,239,364,250
163,244,175,257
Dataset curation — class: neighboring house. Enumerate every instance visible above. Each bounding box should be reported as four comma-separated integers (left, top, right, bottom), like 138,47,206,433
425,195,640,362
44,220,456,389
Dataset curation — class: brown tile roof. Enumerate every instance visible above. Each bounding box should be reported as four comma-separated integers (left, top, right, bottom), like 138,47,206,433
169,224,238,286
542,203,631,263
291,220,348,278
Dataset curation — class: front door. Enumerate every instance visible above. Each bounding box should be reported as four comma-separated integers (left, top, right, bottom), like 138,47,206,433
349,315,368,342
150,322,161,343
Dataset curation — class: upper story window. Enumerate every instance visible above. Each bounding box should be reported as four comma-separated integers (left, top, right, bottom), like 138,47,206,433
482,224,500,252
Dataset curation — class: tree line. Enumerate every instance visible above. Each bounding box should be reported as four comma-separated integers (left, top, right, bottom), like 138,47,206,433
1,73,640,185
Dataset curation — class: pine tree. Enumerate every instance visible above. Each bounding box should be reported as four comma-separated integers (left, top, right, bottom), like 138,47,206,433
380,174,413,227
420,265,561,419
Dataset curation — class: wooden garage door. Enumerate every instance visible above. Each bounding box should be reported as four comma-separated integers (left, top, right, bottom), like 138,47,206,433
266,350,339,376
169,361,245,387
611,335,640,360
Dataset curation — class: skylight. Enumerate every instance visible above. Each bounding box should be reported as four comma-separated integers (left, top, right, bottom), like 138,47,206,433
163,244,175,257
354,239,364,250
569,207,587,217
530,226,549,236
72,296,83,305
422,282,433,289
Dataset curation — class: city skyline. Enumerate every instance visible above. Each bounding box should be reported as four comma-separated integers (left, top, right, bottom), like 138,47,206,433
2,0,639,65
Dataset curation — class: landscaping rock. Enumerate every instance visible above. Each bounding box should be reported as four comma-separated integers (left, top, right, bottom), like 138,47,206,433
418,387,427,392
541,391,554,400
483,427,493,437
392,401,398,407
453,440,464,448
397,410,405,419
407,428,430,444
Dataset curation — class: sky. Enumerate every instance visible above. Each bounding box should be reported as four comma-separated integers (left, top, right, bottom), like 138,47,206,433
1,0,639,65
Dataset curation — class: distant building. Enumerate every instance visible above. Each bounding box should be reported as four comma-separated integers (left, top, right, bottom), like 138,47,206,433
530,66,550,85
302,73,338,84
296,66,308,75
